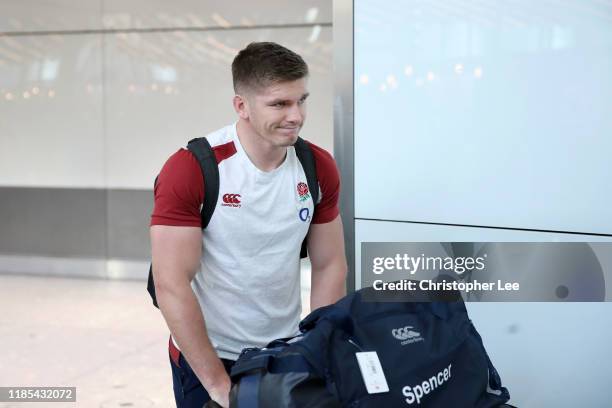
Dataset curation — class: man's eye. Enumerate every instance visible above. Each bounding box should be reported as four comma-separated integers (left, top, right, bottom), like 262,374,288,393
273,102,285,107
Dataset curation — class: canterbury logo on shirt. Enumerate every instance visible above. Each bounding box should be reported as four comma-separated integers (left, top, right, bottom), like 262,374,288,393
222,193,242,208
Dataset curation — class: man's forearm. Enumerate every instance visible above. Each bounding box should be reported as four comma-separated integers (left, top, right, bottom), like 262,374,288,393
156,282,229,392
310,262,347,311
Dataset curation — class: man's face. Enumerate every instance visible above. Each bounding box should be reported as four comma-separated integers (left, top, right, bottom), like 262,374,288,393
242,78,309,148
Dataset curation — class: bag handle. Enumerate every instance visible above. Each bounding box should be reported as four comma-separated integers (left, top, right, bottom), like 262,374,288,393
299,305,354,335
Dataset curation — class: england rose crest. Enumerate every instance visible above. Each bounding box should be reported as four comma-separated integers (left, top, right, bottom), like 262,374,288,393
297,182,310,201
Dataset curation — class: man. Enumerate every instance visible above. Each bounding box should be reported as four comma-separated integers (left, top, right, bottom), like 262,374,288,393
150,42,347,408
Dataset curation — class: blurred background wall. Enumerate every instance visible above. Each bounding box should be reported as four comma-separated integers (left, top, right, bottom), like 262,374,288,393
0,0,333,280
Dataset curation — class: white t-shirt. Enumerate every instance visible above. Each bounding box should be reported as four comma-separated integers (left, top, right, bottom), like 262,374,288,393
151,123,340,360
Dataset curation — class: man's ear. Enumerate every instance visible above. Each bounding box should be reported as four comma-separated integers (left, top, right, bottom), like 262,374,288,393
233,94,249,120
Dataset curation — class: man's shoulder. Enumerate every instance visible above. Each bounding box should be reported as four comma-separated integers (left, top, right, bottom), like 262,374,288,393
301,139,340,223
302,139,337,178
204,123,236,148
161,148,200,176
303,139,333,158
163,124,237,169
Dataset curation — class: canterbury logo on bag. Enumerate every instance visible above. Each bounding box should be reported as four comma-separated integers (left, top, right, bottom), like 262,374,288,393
392,326,424,345
222,193,242,207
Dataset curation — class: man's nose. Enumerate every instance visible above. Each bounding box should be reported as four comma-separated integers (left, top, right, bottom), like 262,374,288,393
285,104,303,124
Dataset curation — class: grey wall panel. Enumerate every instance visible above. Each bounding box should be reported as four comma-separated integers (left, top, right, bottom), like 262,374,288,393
467,302,612,407
107,189,152,259
0,187,155,260
0,187,106,257
334,0,355,292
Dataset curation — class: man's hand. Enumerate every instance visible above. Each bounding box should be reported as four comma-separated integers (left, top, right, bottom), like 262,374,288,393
208,376,231,407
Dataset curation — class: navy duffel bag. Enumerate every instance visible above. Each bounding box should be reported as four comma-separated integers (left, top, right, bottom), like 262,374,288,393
229,286,511,407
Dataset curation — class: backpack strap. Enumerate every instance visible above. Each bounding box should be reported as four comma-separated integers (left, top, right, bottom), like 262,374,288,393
147,138,219,309
147,175,161,307
294,137,319,259
187,137,220,229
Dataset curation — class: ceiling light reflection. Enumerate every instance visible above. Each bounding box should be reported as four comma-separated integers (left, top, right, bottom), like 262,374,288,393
404,65,413,76
359,74,369,85
305,8,319,23
308,25,321,43
152,65,177,83
41,59,59,81
386,75,398,89
474,67,483,78
211,13,231,28
454,63,464,74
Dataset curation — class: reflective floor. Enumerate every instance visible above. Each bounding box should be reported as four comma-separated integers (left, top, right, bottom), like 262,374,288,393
0,273,312,407
0,274,173,407
0,263,310,408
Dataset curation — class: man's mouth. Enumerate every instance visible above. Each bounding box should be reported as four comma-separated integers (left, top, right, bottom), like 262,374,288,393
278,126,299,133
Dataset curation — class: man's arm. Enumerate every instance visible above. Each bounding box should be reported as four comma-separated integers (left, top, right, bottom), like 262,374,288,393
307,215,348,311
151,225,230,406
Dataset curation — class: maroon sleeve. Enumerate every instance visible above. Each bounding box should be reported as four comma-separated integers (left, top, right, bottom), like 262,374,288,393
308,141,341,224
150,149,204,227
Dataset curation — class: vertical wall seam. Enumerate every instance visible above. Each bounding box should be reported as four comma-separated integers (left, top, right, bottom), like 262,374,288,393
334,0,356,292
100,0,110,267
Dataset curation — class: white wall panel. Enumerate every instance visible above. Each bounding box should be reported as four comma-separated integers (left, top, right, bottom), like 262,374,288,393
355,219,612,407
354,0,612,235
104,27,333,189
0,0,102,33
0,34,105,188
102,0,332,29
467,302,612,407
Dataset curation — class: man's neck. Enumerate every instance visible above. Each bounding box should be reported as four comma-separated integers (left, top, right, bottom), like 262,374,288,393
236,120,288,172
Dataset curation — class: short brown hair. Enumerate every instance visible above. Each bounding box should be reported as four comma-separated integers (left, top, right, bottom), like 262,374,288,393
232,42,308,93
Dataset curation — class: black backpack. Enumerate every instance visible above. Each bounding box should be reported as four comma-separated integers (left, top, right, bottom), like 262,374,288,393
147,136,319,308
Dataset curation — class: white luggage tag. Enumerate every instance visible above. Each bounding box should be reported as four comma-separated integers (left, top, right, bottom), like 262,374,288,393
355,351,390,394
